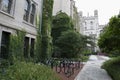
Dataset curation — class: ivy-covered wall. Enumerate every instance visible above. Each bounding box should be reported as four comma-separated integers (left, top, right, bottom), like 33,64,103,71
36,0,54,63
9,30,26,63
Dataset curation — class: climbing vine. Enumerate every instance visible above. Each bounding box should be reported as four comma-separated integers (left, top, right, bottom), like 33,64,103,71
37,0,54,63
9,30,26,63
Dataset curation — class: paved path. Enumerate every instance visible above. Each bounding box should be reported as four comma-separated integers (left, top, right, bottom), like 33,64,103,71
74,55,112,80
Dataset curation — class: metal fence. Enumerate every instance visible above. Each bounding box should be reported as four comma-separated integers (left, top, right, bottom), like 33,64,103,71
46,58,81,78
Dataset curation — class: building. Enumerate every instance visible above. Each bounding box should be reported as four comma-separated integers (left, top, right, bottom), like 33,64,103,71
72,1,80,32
53,0,71,16
53,0,80,32
79,10,105,52
0,0,42,59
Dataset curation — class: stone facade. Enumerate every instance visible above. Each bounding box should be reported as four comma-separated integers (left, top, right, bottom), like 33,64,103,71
0,0,42,57
53,0,75,17
79,10,99,36
53,0,80,32
53,0,71,16
79,10,105,52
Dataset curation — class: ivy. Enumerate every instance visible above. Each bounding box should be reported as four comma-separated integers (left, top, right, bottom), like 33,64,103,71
36,0,54,63
9,30,26,63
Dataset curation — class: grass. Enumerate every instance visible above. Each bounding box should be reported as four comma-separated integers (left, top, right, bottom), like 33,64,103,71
81,56,89,62
0,61,60,80
102,57,120,80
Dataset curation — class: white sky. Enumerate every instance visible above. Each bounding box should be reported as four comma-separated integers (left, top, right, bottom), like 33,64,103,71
74,0,120,25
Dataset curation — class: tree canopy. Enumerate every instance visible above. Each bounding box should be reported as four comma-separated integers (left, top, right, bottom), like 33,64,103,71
55,30,82,58
98,15,120,56
52,11,95,58
52,12,74,45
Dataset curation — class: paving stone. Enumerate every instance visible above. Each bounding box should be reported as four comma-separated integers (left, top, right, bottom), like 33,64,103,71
74,55,112,80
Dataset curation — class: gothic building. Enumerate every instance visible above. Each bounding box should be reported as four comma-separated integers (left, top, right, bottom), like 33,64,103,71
53,0,80,32
79,10,105,52
0,0,42,59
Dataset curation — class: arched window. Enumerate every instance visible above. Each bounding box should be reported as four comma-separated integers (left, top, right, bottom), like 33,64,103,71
30,4,36,24
23,0,30,21
1,0,12,13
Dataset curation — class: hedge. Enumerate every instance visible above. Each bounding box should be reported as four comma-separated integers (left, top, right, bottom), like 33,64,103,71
102,57,120,80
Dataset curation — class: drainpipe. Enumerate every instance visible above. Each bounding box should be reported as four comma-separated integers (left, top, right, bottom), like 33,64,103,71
39,0,43,34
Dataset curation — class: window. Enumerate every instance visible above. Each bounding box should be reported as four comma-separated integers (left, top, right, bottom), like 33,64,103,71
0,0,12,14
30,38,35,57
24,37,29,58
85,22,87,25
90,21,93,25
0,31,10,59
23,0,36,25
23,0,30,21
30,4,35,24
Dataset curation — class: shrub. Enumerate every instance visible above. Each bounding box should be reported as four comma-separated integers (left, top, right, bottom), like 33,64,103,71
0,59,10,68
9,30,26,63
102,57,120,80
81,56,89,62
0,62,60,80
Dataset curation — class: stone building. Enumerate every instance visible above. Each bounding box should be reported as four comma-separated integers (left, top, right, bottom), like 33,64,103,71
79,10,105,52
0,0,42,59
53,0,80,32
53,0,72,16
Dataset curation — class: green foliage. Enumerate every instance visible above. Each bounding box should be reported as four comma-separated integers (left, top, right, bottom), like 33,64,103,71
35,13,42,62
79,35,95,55
0,62,60,80
55,30,83,58
9,30,26,63
80,56,89,62
40,0,54,63
102,57,120,80
82,50,91,56
52,11,95,58
0,59,10,68
98,15,120,56
52,12,73,44
52,11,72,28
35,32,42,62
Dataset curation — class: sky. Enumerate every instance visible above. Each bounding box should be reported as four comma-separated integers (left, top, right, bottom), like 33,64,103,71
74,0,120,25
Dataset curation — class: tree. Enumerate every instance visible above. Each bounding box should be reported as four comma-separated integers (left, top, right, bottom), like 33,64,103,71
55,30,82,58
52,11,74,45
80,35,95,54
98,15,120,56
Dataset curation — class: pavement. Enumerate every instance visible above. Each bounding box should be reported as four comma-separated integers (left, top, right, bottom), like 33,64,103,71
74,55,112,80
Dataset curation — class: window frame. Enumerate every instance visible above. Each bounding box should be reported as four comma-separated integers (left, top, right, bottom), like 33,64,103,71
90,21,93,25
23,0,36,25
23,0,31,22
0,0,13,14
30,4,36,24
